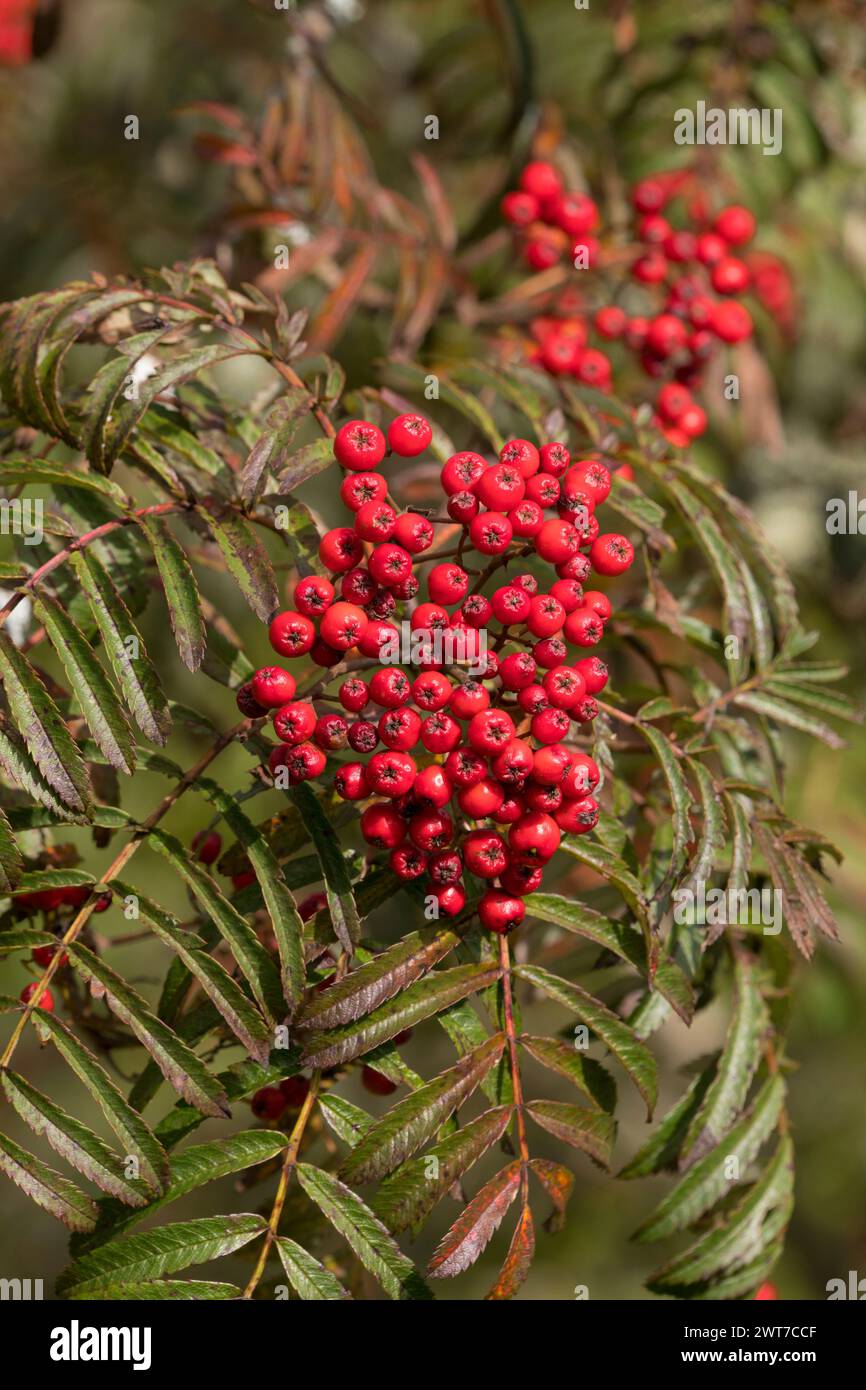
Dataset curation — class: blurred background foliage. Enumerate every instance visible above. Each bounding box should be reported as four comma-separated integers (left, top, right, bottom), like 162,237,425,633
0,0,864,1298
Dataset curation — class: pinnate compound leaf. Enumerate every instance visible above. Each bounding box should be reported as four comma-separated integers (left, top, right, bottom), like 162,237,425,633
340,1034,505,1186
0,1130,99,1231
66,943,230,1118
299,963,501,1071
200,504,279,622
633,1074,785,1243
56,1213,266,1296
427,1162,521,1279
276,1237,352,1301
520,1035,617,1113
30,1010,168,1194
1,1070,151,1206
0,632,93,816
517,964,657,1117
296,1163,432,1301
371,1106,512,1234
298,924,462,1030
112,883,272,1063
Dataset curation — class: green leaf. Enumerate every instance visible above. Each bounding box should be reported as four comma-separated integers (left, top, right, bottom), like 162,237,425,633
139,516,206,672
517,964,658,1117
201,504,279,622
272,436,334,494
0,719,86,823
148,827,285,1024
198,781,304,1015
618,1060,718,1180
33,593,136,775
56,1212,267,1295
636,722,695,878
76,1131,287,1253
296,1163,432,1301
0,632,93,816
0,456,129,505
290,784,360,951
71,550,171,745
735,690,846,748
371,1106,512,1234
1,1070,151,1206
427,1162,521,1278
340,1035,505,1185
299,963,501,1071
66,943,230,1118
680,955,768,1164
112,883,272,1062
81,326,175,473
648,1137,794,1295
298,923,462,1030
679,759,727,900
0,804,23,892
68,1279,239,1301
28,1010,168,1194
276,1237,352,1301
633,1074,785,1243
520,1036,617,1113
318,1094,375,1149
0,1126,98,1234
525,1101,616,1169
0,926,54,954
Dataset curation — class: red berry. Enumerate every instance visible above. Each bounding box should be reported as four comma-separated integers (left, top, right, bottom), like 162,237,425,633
235,682,266,718
509,811,561,862
468,511,513,555
32,943,68,969
543,665,587,709
192,829,223,865
390,844,429,880
314,714,348,751
463,830,508,879
319,527,364,574
499,439,540,479
251,1086,286,1121
555,795,599,834
518,683,549,716
448,490,479,523
491,738,535,784
564,606,604,647
527,593,566,638
334,419,386,471
589,533,634,576
524,781,562,813
531,706,571,745
711,300,752,343
444,746,487,788
334,762,370,800
498,652,538,691
378,707,422,752
420,711,462,754
646,313,689,358
714,205,756,247
458,777,505,819
575,656,608,696
19,983,55,1011
347,720,379,754
536,518,579,565
430,883,467,918
754,1282,779,1302
354,500,396,542
508,500,544,538
428,850,463,885
366,751,417,797
428,563,469,606
562,751,600,796
411,671,452,712
501,189,540,227
550,191,597,237
520,161,563,202
501,862,543,896
409,810,453,852
594,305,627,340
476,462,525,512
273,700,317,745
711,256,750,296
538,441,570,476
632,252,668,285
361,802,406,849
413,765,453,808
279,1076,311,1108
441,451,486,495
532,636,568,669
318,602,367,652
338,677,370,713
388,412,432,457
392,513,434,554
274,741,326,784
478,889,526,934
369,667,411,709
467,709,515,755
269,610,316,658
298,893,327,922
340,471,387,511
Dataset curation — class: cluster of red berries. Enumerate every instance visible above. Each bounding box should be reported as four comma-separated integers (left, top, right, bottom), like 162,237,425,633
236,410,634,937
501,160,773,448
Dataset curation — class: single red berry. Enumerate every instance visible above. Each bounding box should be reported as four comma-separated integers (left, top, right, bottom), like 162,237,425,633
525,473,561,508
498,652,538,691
428,563,469,606
409,810,454,852
361,802,407,849
347,720,379,754
550,190,597,237
413,765,453,808
269,610,316,658
549,578,583,613
532,636,568,669
711,256,750,296
518,683,549,716
420,711,462,754
519,160,563,202
501,189,540,227
236,682,266,719
476,461,526,512
632,177,668,213
508,500,544,538
679,403,708,439
575,656,608,696
390,844,429,880
273,701,317,745
338,677,370,713
543,665,587,709
461,594,493,629
563,752,601,797
632,251,668,285
527,593,566,638
711,300,752,343
589,533,635,576
314,714,349,751
369,667,411,709
714,205,756,247
501,862,543,896
334,762,370,800
340,471,387,512
508,811,561,862
19,983,55,1011
754,1282,779,1302
467,709,516,755
581,589,612,622
646,313,689,358
334,419,386,471
594,305,627,340
556,795,599,834
279,741,327,784
447,490,480,523
491,737,535,785
411,671,453,712
428,850,463,885
511,573,539,596
536,518,579,565
392,512,434,554
468,512,513,555
458,777,505,819
499,439,540,479
441,451,487,495
251,1086,286,1121
448,680,491,720
564,606,604,647
192,829,223,865
463,830,509,879
378,707,422,752
32,943,68,969
366,751,417,797
430,883,467,918
388,412,432,457
389,573,420,602
489,585,531,625
478,889,526,934
531,706,571,745
279,1076,311,1108
355,499,396,543
444,746,487,789
524,781,563,813
556,553,592,583
294,575,335,618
